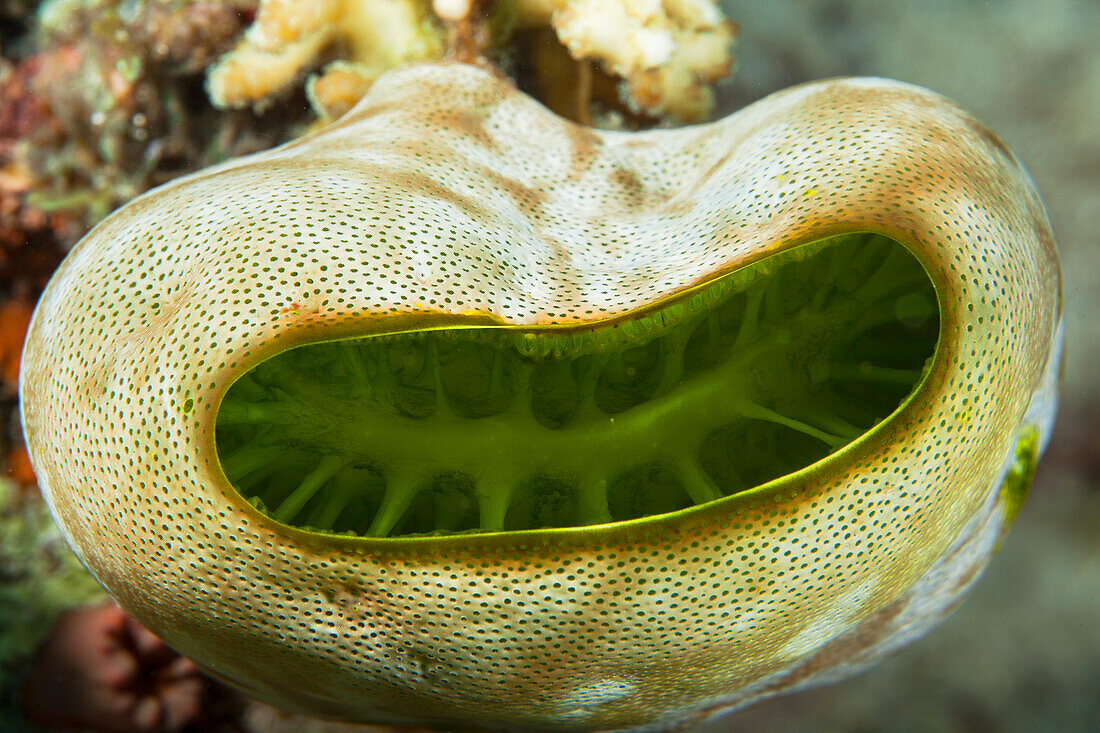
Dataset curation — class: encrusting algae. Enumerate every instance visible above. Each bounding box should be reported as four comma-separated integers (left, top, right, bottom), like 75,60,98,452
20,54,1061,733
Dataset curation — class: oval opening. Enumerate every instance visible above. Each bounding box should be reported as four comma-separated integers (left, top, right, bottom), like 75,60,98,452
215,233,939,537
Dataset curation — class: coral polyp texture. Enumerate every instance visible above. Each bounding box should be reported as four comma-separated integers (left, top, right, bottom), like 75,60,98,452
21,63,1060,731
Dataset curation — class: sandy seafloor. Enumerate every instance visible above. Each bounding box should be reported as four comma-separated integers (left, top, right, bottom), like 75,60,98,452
700,1,1100,731
3,1,1099,731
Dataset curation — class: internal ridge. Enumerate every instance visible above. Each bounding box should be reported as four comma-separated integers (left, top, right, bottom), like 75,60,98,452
214,233,939,537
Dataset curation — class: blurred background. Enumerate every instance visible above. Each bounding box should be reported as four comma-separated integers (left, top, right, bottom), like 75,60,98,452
1,0,1096,731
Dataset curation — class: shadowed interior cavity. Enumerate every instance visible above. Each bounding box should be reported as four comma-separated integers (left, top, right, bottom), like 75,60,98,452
214,233,939,537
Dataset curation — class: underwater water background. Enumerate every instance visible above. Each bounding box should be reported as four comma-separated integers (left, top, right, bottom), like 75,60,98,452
0,0,1096,731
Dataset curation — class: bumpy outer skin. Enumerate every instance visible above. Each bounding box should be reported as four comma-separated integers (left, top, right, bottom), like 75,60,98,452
21,64,1060,731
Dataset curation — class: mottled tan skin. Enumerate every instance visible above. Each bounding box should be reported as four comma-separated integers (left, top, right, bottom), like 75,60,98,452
21,64,1060,731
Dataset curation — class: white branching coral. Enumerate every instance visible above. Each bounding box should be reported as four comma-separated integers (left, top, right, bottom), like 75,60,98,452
205,0,736,125
525,0,736,121
206,0,445,114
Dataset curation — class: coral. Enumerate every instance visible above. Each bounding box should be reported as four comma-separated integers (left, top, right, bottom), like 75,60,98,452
0,0,319,244
0,55,79,247
206,0,736,126
206,0,446,115
21,0,256,230
302,59,378,121
522,0,737,122
21,62,1060,729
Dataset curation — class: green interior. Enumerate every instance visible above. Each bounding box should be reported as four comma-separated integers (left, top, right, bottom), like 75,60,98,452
215,233,939,537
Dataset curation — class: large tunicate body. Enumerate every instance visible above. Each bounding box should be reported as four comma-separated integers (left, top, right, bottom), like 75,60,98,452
21,64,1060,730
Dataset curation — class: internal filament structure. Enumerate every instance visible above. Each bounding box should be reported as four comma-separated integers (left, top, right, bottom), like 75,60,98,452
215,233,939,537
